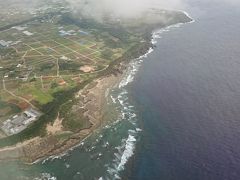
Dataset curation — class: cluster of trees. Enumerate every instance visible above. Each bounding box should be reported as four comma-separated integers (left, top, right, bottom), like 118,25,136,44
0,48,17,58
101,48,114,60
59,61,81,71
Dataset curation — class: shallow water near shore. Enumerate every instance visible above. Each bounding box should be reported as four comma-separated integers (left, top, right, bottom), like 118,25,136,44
1,0,240,179
0,21,187,179
0,51,148,179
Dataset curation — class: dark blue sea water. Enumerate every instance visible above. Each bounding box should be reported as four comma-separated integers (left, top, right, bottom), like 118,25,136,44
1,1,240,179
124,1,240,180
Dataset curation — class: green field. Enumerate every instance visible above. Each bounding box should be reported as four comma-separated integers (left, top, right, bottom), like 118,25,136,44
0,0,194,148
0,10,143,142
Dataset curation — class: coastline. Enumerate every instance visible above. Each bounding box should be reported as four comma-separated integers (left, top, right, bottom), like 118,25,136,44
35,73,125,164
0,12,194,164
0,70,126,164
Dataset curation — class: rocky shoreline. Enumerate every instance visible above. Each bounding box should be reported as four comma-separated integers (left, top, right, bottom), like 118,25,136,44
0,11,193,164
0,74,124,163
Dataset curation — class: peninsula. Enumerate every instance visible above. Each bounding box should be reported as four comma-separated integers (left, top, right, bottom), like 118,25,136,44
0,0,192,163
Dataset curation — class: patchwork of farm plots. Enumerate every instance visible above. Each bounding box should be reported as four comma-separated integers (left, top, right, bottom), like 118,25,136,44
0,20,124,122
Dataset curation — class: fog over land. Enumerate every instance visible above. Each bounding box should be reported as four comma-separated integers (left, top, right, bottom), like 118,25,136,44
65,0,187,21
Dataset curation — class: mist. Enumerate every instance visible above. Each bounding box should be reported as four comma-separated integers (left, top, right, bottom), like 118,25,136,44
65,0,187,21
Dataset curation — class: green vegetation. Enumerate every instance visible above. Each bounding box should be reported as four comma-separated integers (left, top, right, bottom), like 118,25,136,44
0,84,80,147
101,48,114,60
25,87,53,105
0,100,21,121
0,5,192,148
59,61,81,71
0,48,17,57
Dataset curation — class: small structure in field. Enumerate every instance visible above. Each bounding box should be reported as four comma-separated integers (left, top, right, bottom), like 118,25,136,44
1,108,41,136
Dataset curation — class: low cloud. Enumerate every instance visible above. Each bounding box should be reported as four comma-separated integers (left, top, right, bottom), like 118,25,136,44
65,0,187,21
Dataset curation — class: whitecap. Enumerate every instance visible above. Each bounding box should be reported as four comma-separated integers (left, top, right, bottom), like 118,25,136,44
65,163,70,168
117,135,136,171
34,173,57,180
136,128,142,132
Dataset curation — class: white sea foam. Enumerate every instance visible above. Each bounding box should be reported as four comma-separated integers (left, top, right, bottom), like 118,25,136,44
152,11,195,45
180,10,196,24
118,59,143,88
102,12,195,180
34,173,57,180
102,57,144,179
128,129,137,134
136,128,142,132
65,163,70,168
111,95,117,104
38,12,195,180
117,134,136,170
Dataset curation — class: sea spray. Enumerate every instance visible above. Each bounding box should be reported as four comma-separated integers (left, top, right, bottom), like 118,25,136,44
33,15,195,180
34,173,57,180
102,39,157,179
102,16,196,179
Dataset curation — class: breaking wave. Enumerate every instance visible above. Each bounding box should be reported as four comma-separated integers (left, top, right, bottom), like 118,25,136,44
34,173,57,180
101,37,155,180
101,16,195,179
35,14,194,180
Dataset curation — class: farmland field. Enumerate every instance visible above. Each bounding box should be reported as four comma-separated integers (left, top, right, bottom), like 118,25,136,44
0,10,141,138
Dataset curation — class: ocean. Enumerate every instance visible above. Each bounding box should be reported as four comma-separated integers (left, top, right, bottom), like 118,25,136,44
123,1,240,180
1,0,240,179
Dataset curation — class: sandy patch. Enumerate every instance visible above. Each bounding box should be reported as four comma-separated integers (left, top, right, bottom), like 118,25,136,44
82,74,122,128
80,65,95,73
46,113,63,135
0,74,123,163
